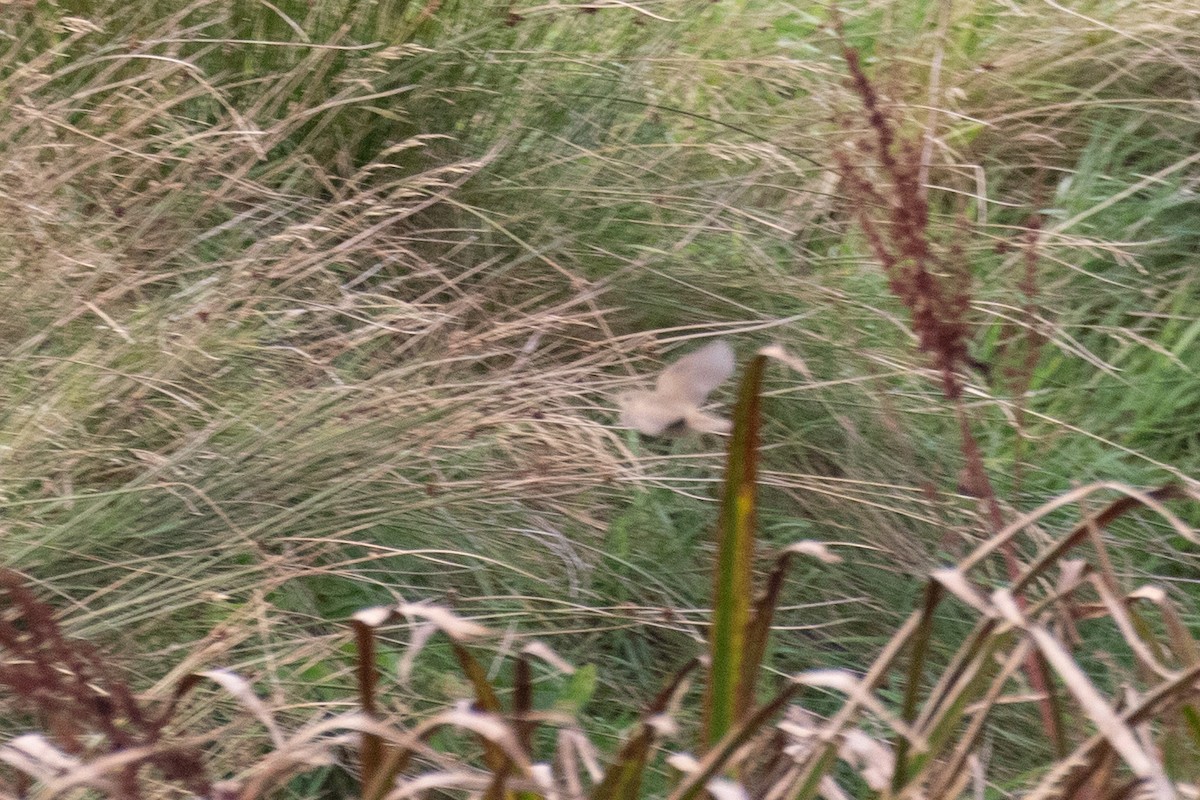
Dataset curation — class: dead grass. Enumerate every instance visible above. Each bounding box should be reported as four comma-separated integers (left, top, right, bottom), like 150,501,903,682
1,0,1200,795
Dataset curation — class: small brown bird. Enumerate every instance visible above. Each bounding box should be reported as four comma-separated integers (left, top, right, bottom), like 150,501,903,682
617,340,735,436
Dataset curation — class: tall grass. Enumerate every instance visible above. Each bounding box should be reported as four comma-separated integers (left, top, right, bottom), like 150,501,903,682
1,0,1199,794
3,349,1199,799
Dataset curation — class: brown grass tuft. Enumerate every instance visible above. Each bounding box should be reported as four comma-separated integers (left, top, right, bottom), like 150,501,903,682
0,570,208,798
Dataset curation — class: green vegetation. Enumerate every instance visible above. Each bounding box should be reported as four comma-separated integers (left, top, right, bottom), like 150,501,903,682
1,0,1199,797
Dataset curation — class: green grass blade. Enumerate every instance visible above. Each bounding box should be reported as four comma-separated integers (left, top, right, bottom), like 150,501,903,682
908,630,1019,789
589,727,656,800
667,683,802,800
592,659,698,800
890,582,942,791
704,352,767,749
740,550,794,715
787,745,838,800
451,641,503,714
451,641,510,780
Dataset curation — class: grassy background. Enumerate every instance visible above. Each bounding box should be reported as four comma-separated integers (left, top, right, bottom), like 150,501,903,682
2,0,1199,790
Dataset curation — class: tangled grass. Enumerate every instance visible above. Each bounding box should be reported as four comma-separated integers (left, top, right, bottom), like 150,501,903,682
1,0,1200,796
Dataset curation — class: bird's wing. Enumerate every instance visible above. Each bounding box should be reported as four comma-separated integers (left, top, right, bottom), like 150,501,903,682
654,340,735,407
618,391,688,436
682,408,732,435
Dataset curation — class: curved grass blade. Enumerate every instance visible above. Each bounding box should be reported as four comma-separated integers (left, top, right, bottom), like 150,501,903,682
451,640,514,797
890,582,942,792
667,682,802,800
740,550,793,717
592,659,698,800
